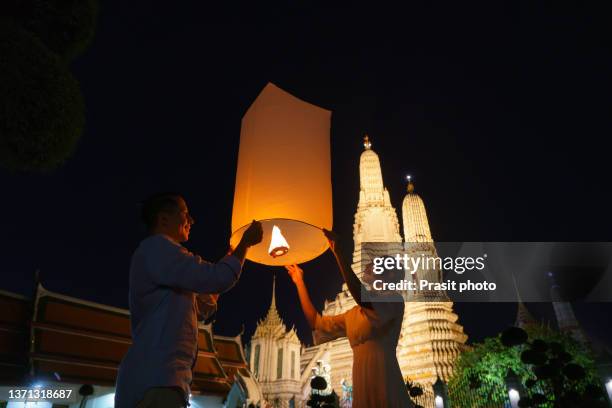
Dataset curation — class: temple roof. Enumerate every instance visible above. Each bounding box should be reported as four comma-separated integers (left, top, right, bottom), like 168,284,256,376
252,276,300,342
263,275,282,327
0,289,30,383
0,284,250,396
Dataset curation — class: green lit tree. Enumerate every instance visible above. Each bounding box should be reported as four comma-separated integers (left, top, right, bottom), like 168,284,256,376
448,325,606,408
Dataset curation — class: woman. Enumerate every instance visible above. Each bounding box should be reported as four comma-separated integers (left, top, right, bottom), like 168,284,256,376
286,230,413,408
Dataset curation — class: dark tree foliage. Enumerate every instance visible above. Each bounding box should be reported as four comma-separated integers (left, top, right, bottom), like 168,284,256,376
0,21,85,172
306,376,339,408
500,326,607,408
17,0,99,62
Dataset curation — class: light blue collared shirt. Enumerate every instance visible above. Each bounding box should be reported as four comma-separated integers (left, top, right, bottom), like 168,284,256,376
115,234,242,408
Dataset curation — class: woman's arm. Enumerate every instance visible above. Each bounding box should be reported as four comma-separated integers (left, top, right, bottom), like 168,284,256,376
285,264,317,328
323,229,373,310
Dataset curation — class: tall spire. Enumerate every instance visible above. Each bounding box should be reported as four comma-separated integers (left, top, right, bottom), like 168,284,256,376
549,272,588,344
512,275,538,329
402,176,432,243
262,274,282,327
398,175,468,388
358,134,386,205
406,174,415,194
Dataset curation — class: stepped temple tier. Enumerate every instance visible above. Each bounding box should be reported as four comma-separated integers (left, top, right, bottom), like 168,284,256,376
249,276,302,405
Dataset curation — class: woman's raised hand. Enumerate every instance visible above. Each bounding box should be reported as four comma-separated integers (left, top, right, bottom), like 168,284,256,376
285,264,304,285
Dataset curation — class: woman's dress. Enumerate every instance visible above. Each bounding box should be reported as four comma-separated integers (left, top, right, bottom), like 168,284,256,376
313,291,413,408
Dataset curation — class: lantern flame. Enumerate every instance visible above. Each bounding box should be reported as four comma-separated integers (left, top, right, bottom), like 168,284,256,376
269,225,290,258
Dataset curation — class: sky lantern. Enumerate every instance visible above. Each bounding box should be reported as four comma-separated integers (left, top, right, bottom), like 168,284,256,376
230,83,333,266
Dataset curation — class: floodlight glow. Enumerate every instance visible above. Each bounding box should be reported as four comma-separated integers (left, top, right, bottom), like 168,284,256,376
508,388,520,408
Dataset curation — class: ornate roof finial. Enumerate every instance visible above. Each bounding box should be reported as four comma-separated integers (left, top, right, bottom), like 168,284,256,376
271,273,277,312
363,134,371,150
512,274,537,329
252,273,291,339
263,273,282,325
406,174,415,194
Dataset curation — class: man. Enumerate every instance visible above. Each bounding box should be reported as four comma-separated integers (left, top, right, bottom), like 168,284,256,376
115,193,262,408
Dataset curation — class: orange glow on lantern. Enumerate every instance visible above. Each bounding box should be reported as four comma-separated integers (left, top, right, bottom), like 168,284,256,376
230,83,333,266
268,225,290,258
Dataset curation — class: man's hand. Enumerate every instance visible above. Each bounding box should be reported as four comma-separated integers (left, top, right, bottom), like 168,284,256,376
285,264,304,286
197,293,219,321
231,220,263,264
241,220,263,247
322,229,339,252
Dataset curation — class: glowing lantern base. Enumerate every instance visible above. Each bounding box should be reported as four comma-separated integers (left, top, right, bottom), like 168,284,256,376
269,247,289,258
230,219,328,266
268,225,290,258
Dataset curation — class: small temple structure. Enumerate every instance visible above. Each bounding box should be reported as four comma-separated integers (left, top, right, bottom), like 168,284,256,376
249,277,302,406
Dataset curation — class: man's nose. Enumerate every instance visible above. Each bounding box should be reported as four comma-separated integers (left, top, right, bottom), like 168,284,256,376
188,214,195,225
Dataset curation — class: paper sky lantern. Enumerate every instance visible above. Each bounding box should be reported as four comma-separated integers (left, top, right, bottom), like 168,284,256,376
230,83,333,266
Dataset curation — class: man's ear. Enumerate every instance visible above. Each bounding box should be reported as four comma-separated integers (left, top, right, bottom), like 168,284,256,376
157,212,168,228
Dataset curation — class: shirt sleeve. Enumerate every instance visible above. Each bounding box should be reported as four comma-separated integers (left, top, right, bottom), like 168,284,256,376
145,236,243,294
313,312,347,345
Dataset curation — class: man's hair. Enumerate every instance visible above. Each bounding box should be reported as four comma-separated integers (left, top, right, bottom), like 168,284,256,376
140,192,184,231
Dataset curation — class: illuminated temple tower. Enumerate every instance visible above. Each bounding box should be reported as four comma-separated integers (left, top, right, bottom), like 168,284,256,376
399,178,468,406
250,277,302,406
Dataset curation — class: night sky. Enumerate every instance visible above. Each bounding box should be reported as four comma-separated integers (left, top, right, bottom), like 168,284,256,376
2,2,611,347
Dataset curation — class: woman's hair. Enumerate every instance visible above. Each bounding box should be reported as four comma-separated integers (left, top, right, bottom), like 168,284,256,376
140,192,184,231
377,256,405,285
